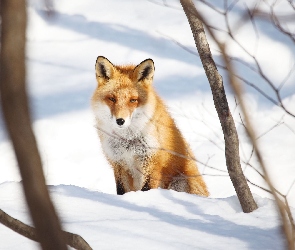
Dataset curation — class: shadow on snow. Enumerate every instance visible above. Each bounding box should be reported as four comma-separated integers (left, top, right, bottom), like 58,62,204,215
50,185,284,250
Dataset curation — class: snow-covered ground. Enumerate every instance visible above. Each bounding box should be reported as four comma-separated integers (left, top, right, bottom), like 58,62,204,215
1,0,294,249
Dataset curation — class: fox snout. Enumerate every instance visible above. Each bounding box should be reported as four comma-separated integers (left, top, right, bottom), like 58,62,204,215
114,116,131,128
112,105,134,128
116,118,125,126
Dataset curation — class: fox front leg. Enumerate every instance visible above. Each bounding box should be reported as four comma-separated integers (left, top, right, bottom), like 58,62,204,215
113,165,134,195
141,177,151,192
116,181,125,195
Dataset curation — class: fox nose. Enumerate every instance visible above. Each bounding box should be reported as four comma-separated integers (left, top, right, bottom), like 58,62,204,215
116,118,125,126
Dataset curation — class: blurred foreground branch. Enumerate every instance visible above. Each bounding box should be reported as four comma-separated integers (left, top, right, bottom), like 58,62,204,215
0,1,66,249
0,209,92,250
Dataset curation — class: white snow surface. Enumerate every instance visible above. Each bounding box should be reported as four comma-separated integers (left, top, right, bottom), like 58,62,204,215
0,0,295,249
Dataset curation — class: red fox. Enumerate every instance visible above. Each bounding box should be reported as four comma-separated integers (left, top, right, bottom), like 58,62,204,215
92,56,209,196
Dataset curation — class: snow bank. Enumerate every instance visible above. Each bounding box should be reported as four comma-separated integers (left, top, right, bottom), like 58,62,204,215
0,0,294,249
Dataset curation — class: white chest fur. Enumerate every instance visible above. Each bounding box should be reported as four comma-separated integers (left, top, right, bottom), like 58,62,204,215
101,130,156,189
93,101,158,189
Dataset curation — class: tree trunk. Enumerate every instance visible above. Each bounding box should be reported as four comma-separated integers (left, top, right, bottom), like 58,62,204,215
180,0,258,213
0,1,67,249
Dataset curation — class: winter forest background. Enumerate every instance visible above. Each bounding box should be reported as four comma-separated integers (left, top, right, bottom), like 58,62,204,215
0,0,295,249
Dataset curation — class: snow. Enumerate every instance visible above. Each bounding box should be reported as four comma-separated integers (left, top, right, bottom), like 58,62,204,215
0,182,285,250
0,0,294,249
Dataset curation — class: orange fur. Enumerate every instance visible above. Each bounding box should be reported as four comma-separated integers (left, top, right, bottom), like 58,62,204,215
92,56,209,196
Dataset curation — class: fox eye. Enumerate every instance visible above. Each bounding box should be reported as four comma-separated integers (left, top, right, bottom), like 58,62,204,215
109,97,116,103
130,99,138,103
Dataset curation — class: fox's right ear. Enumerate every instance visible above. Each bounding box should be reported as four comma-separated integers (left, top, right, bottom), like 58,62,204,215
95,56,114,85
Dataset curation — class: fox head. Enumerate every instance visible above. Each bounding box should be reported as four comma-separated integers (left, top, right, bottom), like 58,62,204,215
92,56,156,132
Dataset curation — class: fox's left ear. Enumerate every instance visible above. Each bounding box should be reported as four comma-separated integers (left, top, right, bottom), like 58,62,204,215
134,59,155,84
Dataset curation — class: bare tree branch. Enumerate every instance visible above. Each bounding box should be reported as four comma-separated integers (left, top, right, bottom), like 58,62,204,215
191,0,295,118
0,209,92,250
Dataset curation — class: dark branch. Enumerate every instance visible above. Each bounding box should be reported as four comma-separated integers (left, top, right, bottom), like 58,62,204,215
0,209,92,250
